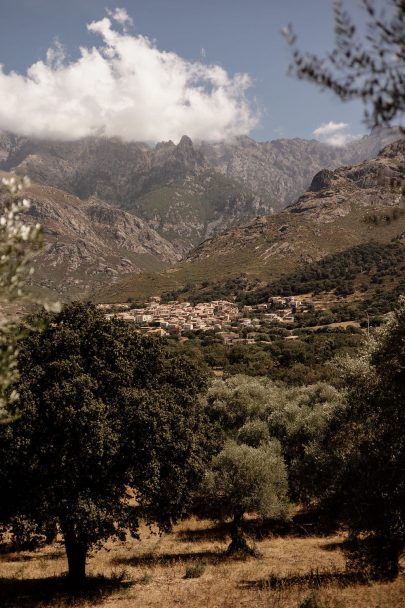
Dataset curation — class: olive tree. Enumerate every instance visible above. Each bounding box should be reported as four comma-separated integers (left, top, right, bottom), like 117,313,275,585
206,374,271,438
266,382,343,501
0,302,211,584
203,439,289,554
203,375,290,553
206,375,342,502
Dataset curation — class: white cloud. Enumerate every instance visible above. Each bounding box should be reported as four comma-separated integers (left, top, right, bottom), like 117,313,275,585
313,121,348,137
313,121,360,147
0,10,257,143
45,38,66,69
107,7,133,27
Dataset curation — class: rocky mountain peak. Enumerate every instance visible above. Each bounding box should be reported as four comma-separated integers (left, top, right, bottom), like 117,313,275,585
178,134,193,149
174,135,204,168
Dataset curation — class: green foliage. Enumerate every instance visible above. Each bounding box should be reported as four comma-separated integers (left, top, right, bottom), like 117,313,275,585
318,297,405,578
206,375,270,438
237,420,270,448
224,344,274,376
164,240,405,315
252,241,405,302
170,326,363,386
202,439,289,553
0,302,211,582
205,439,289,520
202,375,292,552
205,375,343,503
266,382,343,501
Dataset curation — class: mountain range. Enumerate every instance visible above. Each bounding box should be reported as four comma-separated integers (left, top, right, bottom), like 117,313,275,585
0,174,180,298
0,128,400,253
0,128,403,300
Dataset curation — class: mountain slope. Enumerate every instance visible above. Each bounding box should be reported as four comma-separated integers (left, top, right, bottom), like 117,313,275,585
96,140,404,303
128,169,272,253
0,175,180,299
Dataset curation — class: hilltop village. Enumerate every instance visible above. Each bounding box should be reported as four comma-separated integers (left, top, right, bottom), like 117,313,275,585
97,296,308,343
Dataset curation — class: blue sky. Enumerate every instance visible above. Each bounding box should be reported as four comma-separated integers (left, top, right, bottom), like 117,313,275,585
0,0,368,143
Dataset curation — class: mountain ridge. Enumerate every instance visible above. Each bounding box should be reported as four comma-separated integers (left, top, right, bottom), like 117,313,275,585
0,128,401,255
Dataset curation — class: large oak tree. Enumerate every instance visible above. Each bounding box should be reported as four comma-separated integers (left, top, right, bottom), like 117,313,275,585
0,302,211,584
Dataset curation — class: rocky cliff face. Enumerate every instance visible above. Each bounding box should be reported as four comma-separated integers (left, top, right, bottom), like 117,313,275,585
0,128,400,256
286,139,405,221
0,178,180,298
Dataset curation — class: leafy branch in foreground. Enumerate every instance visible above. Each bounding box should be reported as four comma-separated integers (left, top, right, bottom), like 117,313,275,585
284,0,405,130
0,176,42,415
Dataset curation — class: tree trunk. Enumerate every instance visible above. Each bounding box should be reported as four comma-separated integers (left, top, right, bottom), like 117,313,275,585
374,537,400,580
227,509,253,555
63,527,88,586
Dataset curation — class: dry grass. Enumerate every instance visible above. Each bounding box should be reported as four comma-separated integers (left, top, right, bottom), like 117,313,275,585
0,518,403,608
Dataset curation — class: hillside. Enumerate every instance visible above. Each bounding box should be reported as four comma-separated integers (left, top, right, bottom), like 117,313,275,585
129,169,272,253
96,140,405,304
0,175,180,299
0,129,400,255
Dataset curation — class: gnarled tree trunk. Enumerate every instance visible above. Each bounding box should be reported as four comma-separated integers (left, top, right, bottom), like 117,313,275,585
227,508,253,555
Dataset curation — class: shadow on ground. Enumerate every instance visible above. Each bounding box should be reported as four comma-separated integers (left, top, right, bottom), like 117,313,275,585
113,549,228,568
177,521,230,543
0,551,64,564
178,511,338,544
0,542,65,563
0,575,132,607
239,569,369,591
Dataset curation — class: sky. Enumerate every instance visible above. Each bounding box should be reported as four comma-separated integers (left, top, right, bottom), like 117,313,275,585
0,0,370,144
